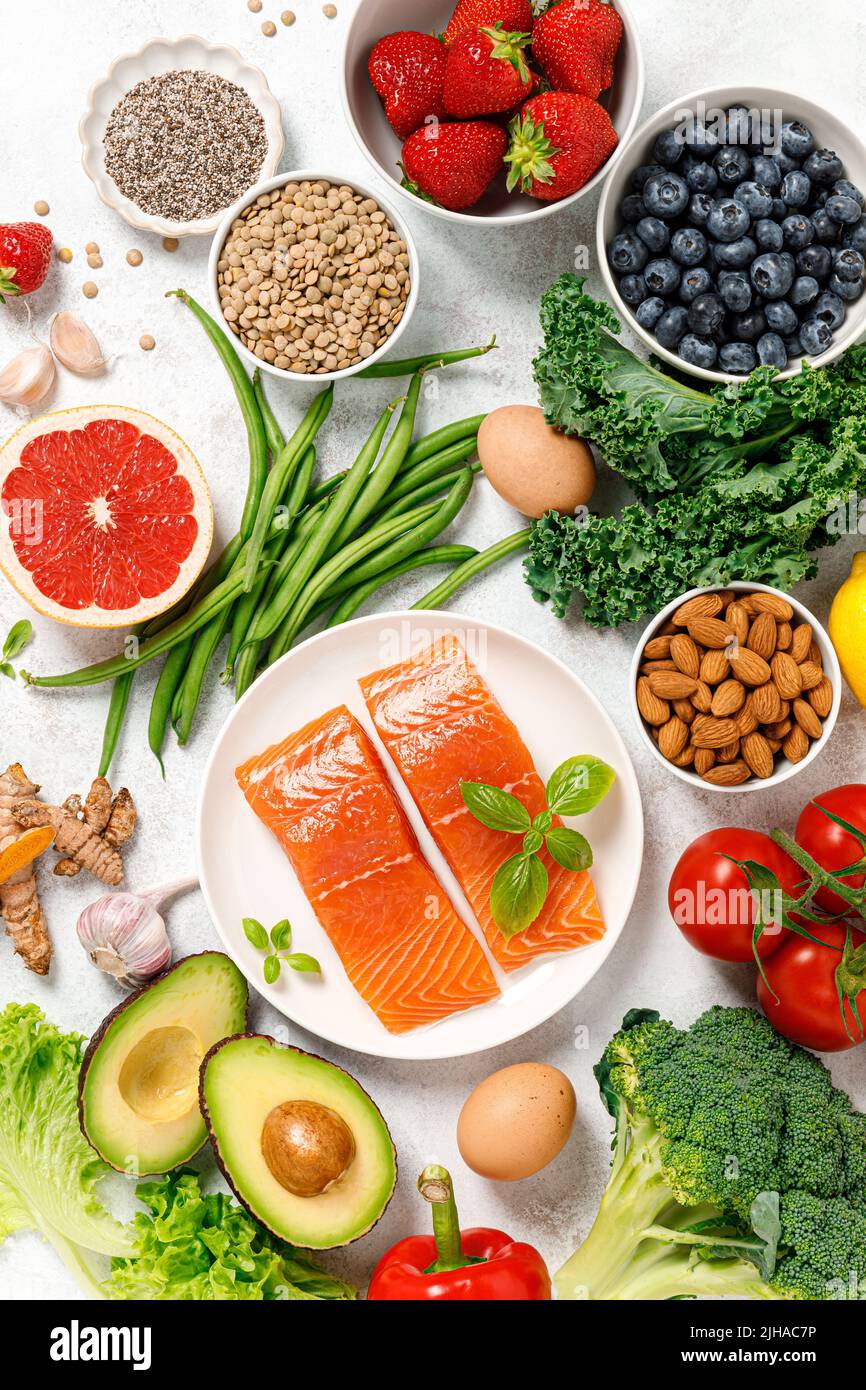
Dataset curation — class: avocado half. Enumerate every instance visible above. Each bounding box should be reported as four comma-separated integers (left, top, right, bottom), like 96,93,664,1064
79,952,248,1175
200,1034,397,1250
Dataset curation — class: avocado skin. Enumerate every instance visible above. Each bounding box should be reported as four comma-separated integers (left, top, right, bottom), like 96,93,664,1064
199,1032,398,1248
78,951,249,1172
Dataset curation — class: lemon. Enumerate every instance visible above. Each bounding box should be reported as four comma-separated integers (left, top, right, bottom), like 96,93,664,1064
829,552,866,708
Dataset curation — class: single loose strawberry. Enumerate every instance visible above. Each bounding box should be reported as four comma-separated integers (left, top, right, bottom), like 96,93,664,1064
402,120,507,211
532,0,624,99
443,0,534,47
505,92,618,201
0,222,53,302
443,24,533,118
368,31,447,140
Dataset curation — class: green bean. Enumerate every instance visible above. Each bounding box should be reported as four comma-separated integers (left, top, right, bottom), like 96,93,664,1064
322,546,477,627
97,672,135,778
413,529,531,610
376,462,482,523
401,417,485,472
252,368,285,458
307,471,346,505
243,385,333,591
329,373,422,550
174,610,232,746
387,439,478,504
148,643,193,773
168,290,267,543
356,338,497,378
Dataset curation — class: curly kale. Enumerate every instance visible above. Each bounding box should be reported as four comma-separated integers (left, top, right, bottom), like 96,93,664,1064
556,1006,866,1301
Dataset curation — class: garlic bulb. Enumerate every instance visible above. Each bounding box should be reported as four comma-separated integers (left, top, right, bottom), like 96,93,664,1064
77,877,197,988
0,345,55,406
50,311,106,376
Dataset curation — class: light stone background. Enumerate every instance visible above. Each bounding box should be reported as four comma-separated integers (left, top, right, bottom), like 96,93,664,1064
2,0,865,1299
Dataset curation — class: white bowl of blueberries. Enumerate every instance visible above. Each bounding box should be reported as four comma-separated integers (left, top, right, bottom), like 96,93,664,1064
598,86,866,382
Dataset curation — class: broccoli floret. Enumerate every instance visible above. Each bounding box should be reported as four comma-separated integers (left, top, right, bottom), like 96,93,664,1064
556,1006,866,1301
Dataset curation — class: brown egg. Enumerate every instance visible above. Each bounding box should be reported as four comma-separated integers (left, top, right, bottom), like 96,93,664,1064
478,406,596,519
457,1062,577,1181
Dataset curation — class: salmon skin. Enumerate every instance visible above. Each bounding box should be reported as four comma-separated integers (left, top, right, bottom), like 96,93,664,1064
360,634,605,971
235,704,500,1034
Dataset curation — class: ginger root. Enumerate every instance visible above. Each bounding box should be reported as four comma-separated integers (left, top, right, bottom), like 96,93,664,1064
0,763,53,975
14,777,136,888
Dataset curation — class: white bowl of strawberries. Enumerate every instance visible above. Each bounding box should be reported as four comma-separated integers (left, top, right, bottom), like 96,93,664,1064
341,0,645,224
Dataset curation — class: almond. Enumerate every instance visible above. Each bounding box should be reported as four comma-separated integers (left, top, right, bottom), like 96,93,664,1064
711,679,746,717
808,677,834,719
789,623,812,663
727,646,771,687
688,616,735,650
701,761,752,787
637,677,670,726
673,698,697,724
643,635,673,660
690,679,713,714
751,681,782,724
766,737,782,754
659,619,679,636
736,701,759,737
726,601,751,645
750,593,793,621
659,715,689,761
714,590,736,609
640,658,677,674
673,593,723,627
771,652,803,701
670,633,701,679
777,699,791,720
798,660,824,692
776,621,793,652
717,739,742,763
748,611,778,661
647,670,699,700
690,715,741,749
765,717,793,740
671,744,696,768
699,649,730,685
742,732,775,779
693,748,716,777
783,724,809,764
738,596,759,614
808,642,823,668
793,698,823,740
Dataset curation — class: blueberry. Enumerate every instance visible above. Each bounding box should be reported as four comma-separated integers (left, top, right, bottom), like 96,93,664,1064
719,341,758,375
834,247,866,283
781,170,811,207
678,266,713,304
770,197,788,221
805,149,844,185
755,218,784,252
735,181,774,218
655,306,690,349
814,291,845,329
750,252,794,299
688,292,725,336
670,226,708,266
712,236,757,269
784,331,804,358
733,308,768,341
796,244,833,280
608,230,650,274
619,274,648,306
826,194,863,226
845,218,866,255
774,152,801,178
644,257,681,296
635,216,670,253
829,272,865,302
726,105,763,150
689,192,715,226
780,120,814,160
782,214,814,250
715,146,751,186
707,197,751,242
680,117,720,159
685,160,718,194
635,296,666,330
765,299,798,333
789,276,820,310
718,270,753,312
757,332,788,369
800,317,834,354
654,128,684,167
678,333,718,369
643,171,690,219
812,208,842,245
630,163,667,192
833,180,864,207
751,155,782,191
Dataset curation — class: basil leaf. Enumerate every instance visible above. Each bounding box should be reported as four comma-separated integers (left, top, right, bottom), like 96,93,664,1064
523,829,544,855
270,919,292,951
263,954,282,984
490,852,548,939
460,781,531,834
0,663,14,681
533,810,553,833
2,620,32,661
243,917,269,950
546,827,593,872
285,953,321,974
546,755,616,817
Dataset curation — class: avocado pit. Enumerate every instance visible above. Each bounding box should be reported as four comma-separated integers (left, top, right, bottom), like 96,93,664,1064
118,1024,203,1123
262,1100,356,1198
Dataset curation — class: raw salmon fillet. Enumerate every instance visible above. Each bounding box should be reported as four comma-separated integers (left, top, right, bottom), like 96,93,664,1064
360,634,605,971
235,705,500,1034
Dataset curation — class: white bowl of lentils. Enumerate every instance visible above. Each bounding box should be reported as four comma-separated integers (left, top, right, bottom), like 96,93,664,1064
209,170,418,380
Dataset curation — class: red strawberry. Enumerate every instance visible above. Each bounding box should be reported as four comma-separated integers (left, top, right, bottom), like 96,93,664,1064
0,222,53,302
532,0,624,99
402,121,507,211
443,23,533,118
368,31,447,140
505,92,618,201
443,0,534,47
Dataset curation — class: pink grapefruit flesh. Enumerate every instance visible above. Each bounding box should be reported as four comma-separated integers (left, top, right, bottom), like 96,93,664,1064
0,405,213,628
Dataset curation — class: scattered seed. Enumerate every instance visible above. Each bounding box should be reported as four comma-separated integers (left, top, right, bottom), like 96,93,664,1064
139,334,155,351
281,9,295,22
87,253,103,269
262,19,276,35
58,248,73,264
82,282,98,299
126,249,143,267
33,200,50,216
85,241,100,254
247,0,262,9
163,237,179,252
323,3,337,15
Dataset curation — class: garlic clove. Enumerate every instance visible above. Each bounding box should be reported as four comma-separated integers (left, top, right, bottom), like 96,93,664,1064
0,344,55,406
49,311,106,376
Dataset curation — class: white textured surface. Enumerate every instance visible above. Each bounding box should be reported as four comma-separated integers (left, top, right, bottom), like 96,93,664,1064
2,0,865,1300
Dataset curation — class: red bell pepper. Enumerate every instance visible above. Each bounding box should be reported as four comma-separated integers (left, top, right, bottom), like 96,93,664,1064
367,1164,551,1300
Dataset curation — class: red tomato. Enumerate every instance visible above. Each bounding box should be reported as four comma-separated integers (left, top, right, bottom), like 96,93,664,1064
795,785,866,917
757,920,866,1052
668,829,800,963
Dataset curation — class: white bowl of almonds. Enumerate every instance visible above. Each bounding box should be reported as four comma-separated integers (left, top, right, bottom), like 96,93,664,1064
631,583,842,793
209,170,418,381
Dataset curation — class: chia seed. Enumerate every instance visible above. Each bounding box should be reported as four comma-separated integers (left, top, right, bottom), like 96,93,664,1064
103,69,268,223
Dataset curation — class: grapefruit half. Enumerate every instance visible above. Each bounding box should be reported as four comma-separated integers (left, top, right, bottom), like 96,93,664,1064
0,405,213,629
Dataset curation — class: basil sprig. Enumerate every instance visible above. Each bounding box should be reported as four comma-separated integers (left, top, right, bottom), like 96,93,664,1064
0,619,32,680
243,917,321,984
461,755,616,938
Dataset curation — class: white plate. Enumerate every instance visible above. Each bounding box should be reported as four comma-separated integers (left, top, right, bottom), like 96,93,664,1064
196,612,644,1060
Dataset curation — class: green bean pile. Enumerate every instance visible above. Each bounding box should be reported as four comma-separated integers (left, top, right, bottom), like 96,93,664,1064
22,291,528,775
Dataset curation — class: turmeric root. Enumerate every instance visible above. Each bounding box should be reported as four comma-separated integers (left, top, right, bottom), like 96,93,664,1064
0,764,52,975
14,777,136,888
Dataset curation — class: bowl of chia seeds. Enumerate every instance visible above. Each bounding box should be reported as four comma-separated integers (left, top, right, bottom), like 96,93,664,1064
80,35,284,238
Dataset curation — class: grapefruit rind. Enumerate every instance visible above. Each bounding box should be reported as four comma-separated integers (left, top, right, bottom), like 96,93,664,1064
0,405,213,629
